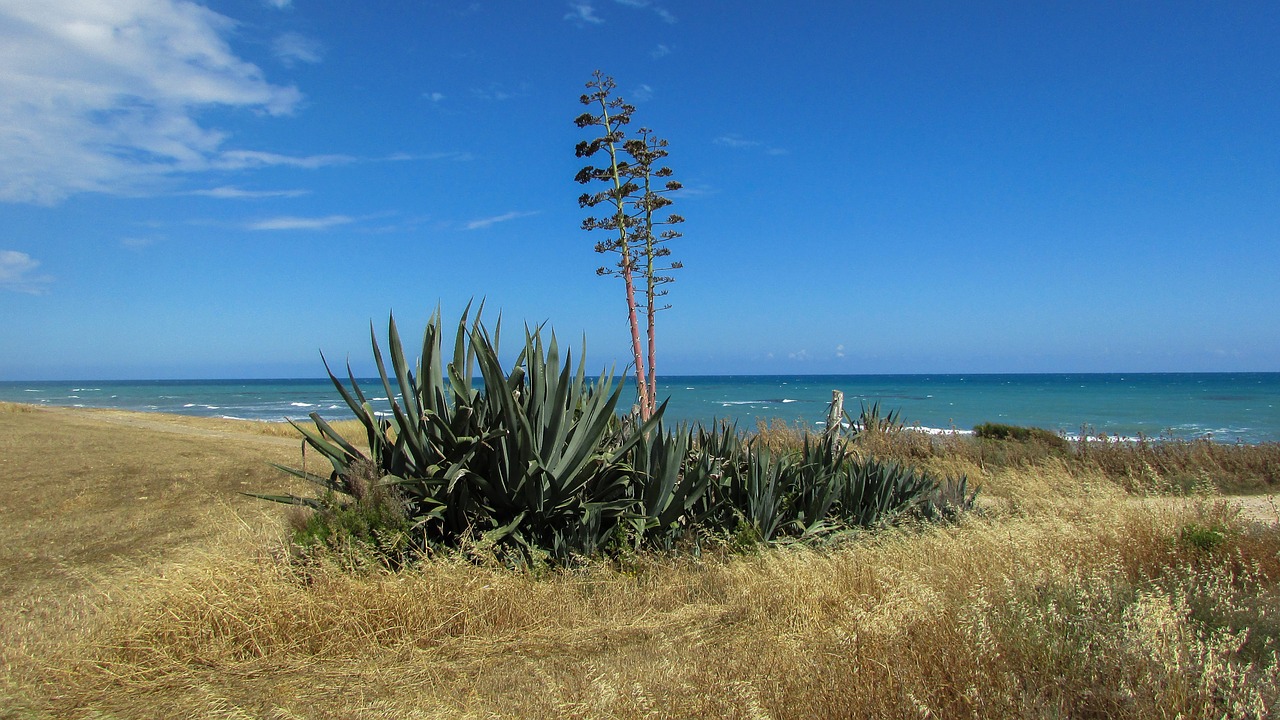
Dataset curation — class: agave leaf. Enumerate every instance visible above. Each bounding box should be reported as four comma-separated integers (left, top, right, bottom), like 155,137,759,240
269,462,344,494
309,412,364,460
287,418,355,467
240,491,324,509
387,315,426,436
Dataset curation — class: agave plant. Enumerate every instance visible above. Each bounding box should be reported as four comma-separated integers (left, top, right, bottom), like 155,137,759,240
255,314,976,567
258,307,664,563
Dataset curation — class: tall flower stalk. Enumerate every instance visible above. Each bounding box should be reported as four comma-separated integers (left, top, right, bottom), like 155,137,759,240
575,71,683,419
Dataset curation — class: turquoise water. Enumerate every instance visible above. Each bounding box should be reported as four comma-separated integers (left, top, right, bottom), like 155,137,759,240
1,373,1277,444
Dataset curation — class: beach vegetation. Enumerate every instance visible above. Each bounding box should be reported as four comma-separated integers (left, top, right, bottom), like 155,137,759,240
974,421,1071,452
576,70,683,420
3,398,1279,717
252,309,972,567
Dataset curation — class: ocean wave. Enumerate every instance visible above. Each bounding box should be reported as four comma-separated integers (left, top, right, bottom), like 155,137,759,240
907,426,973,436
290,402,314,408
1063,433,1144,443
720,399,800,406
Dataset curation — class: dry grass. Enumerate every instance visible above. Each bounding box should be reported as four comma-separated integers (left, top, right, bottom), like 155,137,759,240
3,404,1279,719
756,415,1280,495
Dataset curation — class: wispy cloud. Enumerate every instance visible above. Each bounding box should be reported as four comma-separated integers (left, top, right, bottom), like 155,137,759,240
465,211,539,231
0,250,53,294
0,0,303,205
651,43,671,59
714,134,788,155
272,32,323,66
264,0,291,8
381,151,473,163
713,135,762,149
424,91,445,102
213,151,355,170
632,84,654,102
191,186,310,199
247,215,355,231
470,83,530,102
120,236,158,250
564,3,605,25
612,0,676,23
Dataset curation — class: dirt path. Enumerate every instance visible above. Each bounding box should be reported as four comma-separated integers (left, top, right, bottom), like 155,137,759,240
1229,493,1280,524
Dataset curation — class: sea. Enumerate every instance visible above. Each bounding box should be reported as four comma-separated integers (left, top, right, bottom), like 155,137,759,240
1,373,1277,444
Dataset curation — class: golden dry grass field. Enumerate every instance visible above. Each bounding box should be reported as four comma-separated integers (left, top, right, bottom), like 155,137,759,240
1,401,1278,719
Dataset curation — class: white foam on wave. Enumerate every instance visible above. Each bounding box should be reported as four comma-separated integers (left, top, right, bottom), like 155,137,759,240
782,399,798,403
290,402,314,408
907,426,973,436
23,389,40,392
183,403,196,408
1063,433,1143,443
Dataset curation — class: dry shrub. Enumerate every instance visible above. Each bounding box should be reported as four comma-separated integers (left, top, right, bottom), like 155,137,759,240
1079,436,1280,494
45,495,1280,719
752,418,808,455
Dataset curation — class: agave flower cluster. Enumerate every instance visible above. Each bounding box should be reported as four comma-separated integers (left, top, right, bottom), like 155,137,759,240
259,309,974,567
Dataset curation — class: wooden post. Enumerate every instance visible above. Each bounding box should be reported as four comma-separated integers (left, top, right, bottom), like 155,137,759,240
826,390,844,438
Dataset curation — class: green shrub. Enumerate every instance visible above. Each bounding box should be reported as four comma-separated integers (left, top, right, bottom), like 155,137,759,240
1177,521,1229,553
287,460,416,570
974,422,1070,452
253,309,973,567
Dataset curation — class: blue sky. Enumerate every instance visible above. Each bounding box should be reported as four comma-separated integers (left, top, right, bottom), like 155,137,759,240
1,0,1277,380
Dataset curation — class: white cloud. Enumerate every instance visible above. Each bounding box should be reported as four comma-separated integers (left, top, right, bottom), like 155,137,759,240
564,3,604,25
264,0,291,8
0,250,53,293
715,134,788,155
0,0,303,205
247,215,355,231
470,83,529,102
650,43,671,59
272,32,322,66
788,350,810,361
120,236,156,249
611,0,676,23
191,185,309,199
632,84,653,102
714,135,761,149
424,91,445,102
212,150,354,170
464,211,539,231
835,344,846,359
381,151,472,162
